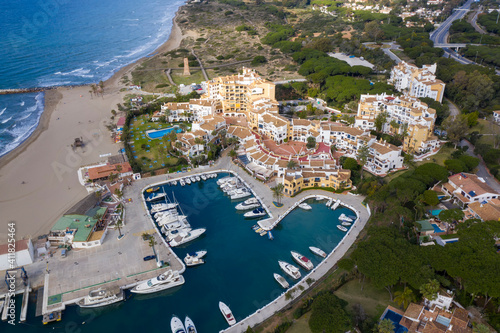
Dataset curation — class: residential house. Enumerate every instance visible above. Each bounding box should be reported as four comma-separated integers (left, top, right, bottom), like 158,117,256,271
493,110,500,124
464,198,500,221
442,173,500,208
281,168,352,195
87,162,133,182
0,239,35,270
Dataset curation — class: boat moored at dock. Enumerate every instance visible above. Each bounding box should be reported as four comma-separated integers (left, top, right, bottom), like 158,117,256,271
291,251,314,270
309,246,327,258
338,213,353,222
131,270,185,294
184,250,207,267
244,207,266,218
169,228,206,247
278,260,301,280
77,288,124,308
298,203,312,210
150,202,178,214
273,273,289,289
337,225,348,232
219,301,236,326
235,197,260,211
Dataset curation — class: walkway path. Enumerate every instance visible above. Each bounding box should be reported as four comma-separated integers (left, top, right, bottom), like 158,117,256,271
191,49,209,81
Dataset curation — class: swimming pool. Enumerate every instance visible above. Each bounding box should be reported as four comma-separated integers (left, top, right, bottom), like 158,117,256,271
381,309,409,333
146,126,182,139
432,223,445,233
430,209,443,216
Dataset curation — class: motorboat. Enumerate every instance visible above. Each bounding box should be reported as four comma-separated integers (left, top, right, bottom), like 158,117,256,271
146,186,160,193
230,188,252,200
154,208,178,219
131,270,185,294
172,180,177,186
235,197,260,211
201,174,207,181
146,191,167,202
185,178,192,185
337,225,348,232
158,214,187,227
309,246,327,258
180,179,185,186
219,301,236,326
190,176,196,182
338,213,353,222
169,228,206,247
171,315,186,333
165,227,192,242
77,288,124,308
244,207,266,218
184,316,197,333
331,200,340,210
341,221,352,227
291,251,314,271
326,199,333,207
195,176,201,182
298,203,312,210
150,202,178,213
184,250,207,267
211,173,217,178
278,260,301,280
217,176,234,186
268,231,274,240
273,273,289,289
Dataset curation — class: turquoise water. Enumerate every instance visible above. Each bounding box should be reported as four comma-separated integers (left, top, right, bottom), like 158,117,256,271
380,309,409,333
431,223,444,233
2,174,354,332
147,126,182,139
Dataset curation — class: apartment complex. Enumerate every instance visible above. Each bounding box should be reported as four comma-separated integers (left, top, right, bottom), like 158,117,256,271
389,61,446,103
355,93,439,154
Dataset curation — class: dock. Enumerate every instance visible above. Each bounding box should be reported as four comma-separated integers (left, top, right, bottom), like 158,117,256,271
1,294,10,321
19,283,30,322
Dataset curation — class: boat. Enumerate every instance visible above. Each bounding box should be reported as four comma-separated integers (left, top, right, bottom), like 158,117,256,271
185,178,191,185
331,200,340,210
217,176,234,186
146,186,160,193
131,270,185,294
291,251,314,271
244,207,266,218
172,180,177,186
219,301,236,326
235,197,260,211
309,246,327,258
230,188,252,200
171,315,186,333
184,251,207,266
341,221,352,227
164,227,192,242
190,176,196,182
146,191,167,202
201,174,207,181
298,203,312,210
326,199,333,207
195,176,201,182
77,288,124,308
337,225,348,232
169,228,206,247
259,230,267,236
158,214,188,227
184,316,197,333
273,273,289,289
268,231,274,240
180,179,185,186
278,260,301,280
338,213,353,222
150,202,178,213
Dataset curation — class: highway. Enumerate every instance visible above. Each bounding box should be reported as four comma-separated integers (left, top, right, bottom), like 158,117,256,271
430,0,475,45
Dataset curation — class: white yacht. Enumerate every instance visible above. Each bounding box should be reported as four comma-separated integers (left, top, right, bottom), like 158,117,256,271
309,246,327,258
338,213,353,222
331,200,340,210
180,179,185,186
337,225,348,232
195,176,201,182
146,191,167,202
164,227,192,242
217,176,234,186
190,176,196,182
185,178,192,185
291,251,314,271
131,270,185,294
326,199,333,207
171,315,186,333
172,180,178,186
201,174,207,181
244,207,266,218
158,214,188,227
230,188,252,200
150,202,178,214
341,221,352,227
235,197,260,211
77,288,124,308
278,260,301,280
219,301,236,326
298,203,312,210
184,250,207,267
169,228,206,247
184,316,197,333
273,273,289,289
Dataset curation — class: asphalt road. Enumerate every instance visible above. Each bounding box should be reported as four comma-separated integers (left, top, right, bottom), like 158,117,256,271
431,0,475,45
459,139,500,193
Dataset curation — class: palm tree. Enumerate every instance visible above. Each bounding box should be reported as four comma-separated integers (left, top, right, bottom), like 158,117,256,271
286,160,298,169
115,219,123,238
98,80,105,97
179,123,188,132
94,189,103,203
377,319,395,333
356,144,370,180
229,149,237,159
143,233,157,258
114,188,123,200
394,287,416,310
390,119,400,134
419,279,440,301
271,183,285,205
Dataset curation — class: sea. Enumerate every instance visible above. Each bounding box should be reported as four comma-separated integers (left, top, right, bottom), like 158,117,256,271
0,0,185,157
2,175,355,332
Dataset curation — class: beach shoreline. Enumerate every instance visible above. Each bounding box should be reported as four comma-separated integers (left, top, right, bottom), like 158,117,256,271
0,10,186,242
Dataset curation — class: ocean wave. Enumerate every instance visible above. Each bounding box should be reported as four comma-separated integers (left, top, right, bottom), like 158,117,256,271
55,68,91,77
1,116,13,124
0,108,5,116
17,112,33,121
20,101,25,106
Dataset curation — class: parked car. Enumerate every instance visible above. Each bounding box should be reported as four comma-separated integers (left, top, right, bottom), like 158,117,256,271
143,255,156,261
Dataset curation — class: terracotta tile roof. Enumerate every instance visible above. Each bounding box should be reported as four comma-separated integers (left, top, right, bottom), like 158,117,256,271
449,173,499,197
404,303,424,320
0,239,30,255
261,114,288,127
467,201,500,221
370,141,401,155
88,162,132,180
292,119,311,126
227,125,252,139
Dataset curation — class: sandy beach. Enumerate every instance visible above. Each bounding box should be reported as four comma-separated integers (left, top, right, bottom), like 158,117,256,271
0,15,185,243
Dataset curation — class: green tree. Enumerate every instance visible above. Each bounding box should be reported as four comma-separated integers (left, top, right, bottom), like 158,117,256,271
287,159,298,169
357,144,370,180
422,190,439,206
374,112,388,132
306,136,316,149
251,56,267,65
308,293,352,333
229,149,237,159
364,21,384,43
271,183,285,204
438,208,464,223
442,115,468,148
377,319,395,333
342,157,359,171
419,279,440,301
115,219,123,238
394,287,416,310
473,324,492,333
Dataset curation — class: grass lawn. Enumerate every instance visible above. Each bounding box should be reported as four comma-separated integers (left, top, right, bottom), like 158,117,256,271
470,119,500,147
129,114,184,172
334,279,399,319
416,145,455,167
392,49,412,63
286,312,312,333
171,70,206,85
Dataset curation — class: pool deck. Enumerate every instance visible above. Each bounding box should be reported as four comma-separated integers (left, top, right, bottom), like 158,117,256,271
135,155,370,333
